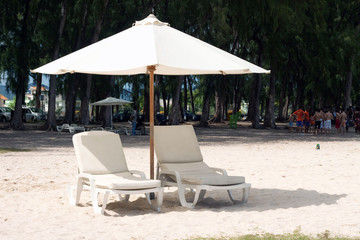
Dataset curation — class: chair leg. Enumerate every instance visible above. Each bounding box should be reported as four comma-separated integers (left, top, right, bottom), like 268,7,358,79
91,190,101,214
101,191,110,215
119,194,130,202
178,186,202,208
91,190,110,215
227,190,239,204
145,188,163,212
199,190,206,200
156,190,163,212
75,178,83,205
68,178,83,206
242,187,249,203
228,186,250,204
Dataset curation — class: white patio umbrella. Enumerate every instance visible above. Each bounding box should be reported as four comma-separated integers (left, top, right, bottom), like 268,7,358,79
90,97,132,128
91,97,132,106
31,14,270,179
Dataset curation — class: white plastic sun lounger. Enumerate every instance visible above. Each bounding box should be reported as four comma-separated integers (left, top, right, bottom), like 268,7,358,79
69,131,163,215
154,125,250,208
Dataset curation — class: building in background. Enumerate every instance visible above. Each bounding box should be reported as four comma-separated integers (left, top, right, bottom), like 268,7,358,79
0,94,8,107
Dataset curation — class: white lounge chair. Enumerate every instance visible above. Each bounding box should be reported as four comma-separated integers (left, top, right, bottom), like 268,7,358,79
154,125,250,208
69,124,86,133
56,123,70,132
69,131,163,215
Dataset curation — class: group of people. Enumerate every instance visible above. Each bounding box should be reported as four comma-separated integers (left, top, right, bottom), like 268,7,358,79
289,106,360,135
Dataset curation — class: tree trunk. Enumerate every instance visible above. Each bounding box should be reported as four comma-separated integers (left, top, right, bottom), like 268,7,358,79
232,79,238,115
188,77,196,113
168,76,183,125
210,77,226,123
286,76,294,113
154,75,161,124
104,76,115,128
199,79,211,128
295,72,305,110
80,0,109,125
132,79,140,110
344,54,354,109
63,76,77,123
248,38,264,129
35,74,42,109
263,73,276,128
42,0,67,131
10,0,31,130
184,76,188,112
236,78,243,113
144,79,149,121
277,75,287,121
282,96,289,119
251,74,262,129
64,2,88,124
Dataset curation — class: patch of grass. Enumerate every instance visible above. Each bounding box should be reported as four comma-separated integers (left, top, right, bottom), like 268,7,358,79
188,233,352,240
0,148,32,154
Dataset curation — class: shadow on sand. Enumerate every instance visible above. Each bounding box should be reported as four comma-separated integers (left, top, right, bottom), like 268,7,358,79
92,187,346,216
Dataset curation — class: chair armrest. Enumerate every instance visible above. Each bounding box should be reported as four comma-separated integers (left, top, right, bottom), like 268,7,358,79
78,173,95,181
211,167,228,176
78,173,97,189
159,170,182,184
129,170,146,179
69,127,75,133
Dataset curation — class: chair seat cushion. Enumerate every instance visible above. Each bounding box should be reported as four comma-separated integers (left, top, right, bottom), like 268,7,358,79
160,162,245,186
180,172,245,186
89,172,161,190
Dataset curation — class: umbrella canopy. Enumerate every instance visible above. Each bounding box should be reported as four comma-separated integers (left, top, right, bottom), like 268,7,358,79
91,97,132,106
31,14,269,76
31,14,270,179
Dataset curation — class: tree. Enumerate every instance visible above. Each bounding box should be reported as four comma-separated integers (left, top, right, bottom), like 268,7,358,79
0,0,40,130
168,76,184,125
43,0,68,131
80,0,109,125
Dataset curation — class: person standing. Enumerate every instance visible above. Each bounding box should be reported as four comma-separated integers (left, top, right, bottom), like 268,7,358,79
335,109,341,134
130,106,137,135
288,113,295,133
319,108,325,134
346,107,353,133
324,109,334,134
313,109,322,135
304,108,310,133
340,109,347,134
354,107,360,133
293,107,305,133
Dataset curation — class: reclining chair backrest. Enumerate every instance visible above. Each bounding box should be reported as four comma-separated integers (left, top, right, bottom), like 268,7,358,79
72,131,129,174
154,125,203,164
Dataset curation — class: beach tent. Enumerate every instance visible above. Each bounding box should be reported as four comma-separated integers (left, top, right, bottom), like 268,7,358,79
91,97,132,106
31,14,270,179
90,97,132,128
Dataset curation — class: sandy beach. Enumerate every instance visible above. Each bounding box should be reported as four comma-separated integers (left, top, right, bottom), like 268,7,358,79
1,123,360,239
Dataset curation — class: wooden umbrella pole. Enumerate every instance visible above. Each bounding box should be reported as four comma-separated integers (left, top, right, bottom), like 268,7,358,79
148,65,156,179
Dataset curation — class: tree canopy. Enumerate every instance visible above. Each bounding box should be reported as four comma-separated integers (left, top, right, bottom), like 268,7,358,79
1,0,359,130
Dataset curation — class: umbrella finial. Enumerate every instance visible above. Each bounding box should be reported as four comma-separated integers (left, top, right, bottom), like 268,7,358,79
134,14,169,26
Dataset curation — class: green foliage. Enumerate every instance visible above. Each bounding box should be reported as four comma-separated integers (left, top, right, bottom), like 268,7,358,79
0,148,32,153
8,96,16,110
1,0,360,125
187,232,351,240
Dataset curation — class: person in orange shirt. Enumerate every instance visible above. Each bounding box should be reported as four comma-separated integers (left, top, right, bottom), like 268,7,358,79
304,108,310,133
293,107,305,133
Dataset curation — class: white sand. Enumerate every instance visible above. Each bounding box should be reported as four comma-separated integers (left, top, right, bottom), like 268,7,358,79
1,125,360,239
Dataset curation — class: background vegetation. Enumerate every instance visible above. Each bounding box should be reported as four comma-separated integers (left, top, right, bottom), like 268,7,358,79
1,0,359,130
